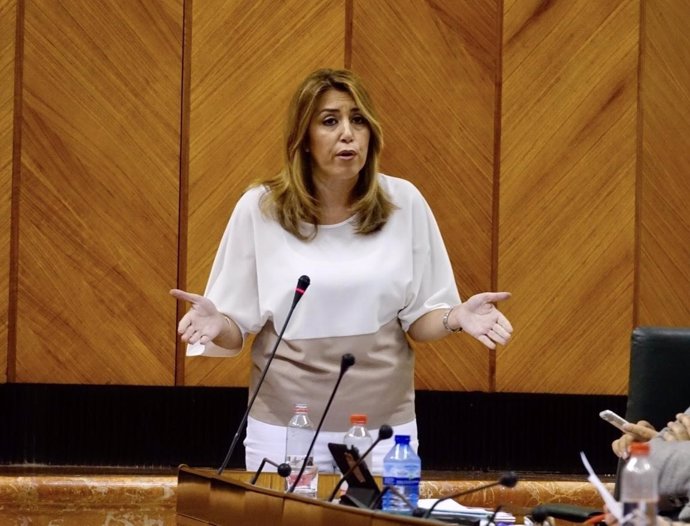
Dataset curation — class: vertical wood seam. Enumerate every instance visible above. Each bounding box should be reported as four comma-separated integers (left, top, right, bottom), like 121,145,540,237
174,0,193,386
345,0,353,69
632,0,644,329
489,0,504,393
7,0,25,383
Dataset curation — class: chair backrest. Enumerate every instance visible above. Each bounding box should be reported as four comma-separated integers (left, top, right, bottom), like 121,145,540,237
625,326,690,429
614,326,690,500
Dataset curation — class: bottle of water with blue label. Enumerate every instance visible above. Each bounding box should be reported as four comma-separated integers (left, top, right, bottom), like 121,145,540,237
382,434,421,514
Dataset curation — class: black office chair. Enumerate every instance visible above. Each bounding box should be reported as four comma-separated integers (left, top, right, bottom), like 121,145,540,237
623,326,690,432
535,326,690,523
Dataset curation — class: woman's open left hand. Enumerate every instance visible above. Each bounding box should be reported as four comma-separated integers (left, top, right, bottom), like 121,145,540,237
454,292,513,349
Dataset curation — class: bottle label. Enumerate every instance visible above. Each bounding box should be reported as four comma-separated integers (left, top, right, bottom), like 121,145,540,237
382,476,420,513
284,455,318,498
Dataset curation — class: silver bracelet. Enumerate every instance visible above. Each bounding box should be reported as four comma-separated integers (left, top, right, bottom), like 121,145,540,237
442,306,462,333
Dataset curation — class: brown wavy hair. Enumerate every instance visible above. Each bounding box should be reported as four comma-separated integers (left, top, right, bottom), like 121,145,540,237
257,69,395,240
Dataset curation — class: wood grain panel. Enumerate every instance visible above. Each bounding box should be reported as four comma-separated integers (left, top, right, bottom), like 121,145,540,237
637,0,690,326
351,0,499,391
16,1,183,384
0,0,16,383
184,0,345,386
497,0,639,394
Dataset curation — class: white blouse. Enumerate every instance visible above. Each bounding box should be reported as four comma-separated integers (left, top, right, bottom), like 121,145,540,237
189,173,461,355
187,174,462,429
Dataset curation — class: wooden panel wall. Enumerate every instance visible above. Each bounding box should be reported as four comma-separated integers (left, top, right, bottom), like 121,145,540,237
0,0,16,383
1,0,688,394
183,0,346,386
13,1,182,384
350,0,499,391
637,0,690,325
497,0,639,394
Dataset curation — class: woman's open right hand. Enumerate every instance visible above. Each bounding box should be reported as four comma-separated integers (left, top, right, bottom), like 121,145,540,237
170,289,227,345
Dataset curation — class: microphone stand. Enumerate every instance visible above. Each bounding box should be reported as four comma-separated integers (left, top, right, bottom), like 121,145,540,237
217,275,311,475
327,424,394,502
287,353,355,493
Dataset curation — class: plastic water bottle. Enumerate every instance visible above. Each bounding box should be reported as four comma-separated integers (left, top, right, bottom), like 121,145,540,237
285,402,318,497
382,434,421,514
338,414,375,492
620,441,658,526
344,414,374,458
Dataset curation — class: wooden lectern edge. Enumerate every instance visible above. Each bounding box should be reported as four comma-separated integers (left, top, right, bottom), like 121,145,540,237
176,465,432,525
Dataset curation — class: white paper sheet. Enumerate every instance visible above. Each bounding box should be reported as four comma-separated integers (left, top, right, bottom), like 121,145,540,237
580,450,623,522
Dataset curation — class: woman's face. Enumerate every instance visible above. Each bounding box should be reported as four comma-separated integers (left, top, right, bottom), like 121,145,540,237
307,89,370,186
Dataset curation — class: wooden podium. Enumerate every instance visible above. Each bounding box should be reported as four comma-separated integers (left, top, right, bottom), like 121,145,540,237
176,465,433,526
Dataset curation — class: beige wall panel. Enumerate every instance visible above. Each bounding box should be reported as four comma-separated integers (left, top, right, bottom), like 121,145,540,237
16,1,183,384
0,0,16,383
637,0,690,326
351,0,499,391
497,1,639,394
184,0,345,386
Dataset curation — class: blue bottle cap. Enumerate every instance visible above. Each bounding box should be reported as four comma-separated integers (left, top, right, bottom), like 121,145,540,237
394,434,411,444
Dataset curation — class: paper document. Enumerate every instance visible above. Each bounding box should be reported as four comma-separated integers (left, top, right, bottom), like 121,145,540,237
580,450,623,522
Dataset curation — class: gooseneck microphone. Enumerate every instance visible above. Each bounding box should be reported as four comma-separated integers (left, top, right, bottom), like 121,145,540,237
287,353,356,493
327,424,394,502
419,471,519,519
249,458,292,485
217,275,311,475
291,274,311,308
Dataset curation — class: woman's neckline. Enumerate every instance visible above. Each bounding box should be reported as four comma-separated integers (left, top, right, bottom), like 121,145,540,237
318,215,355,229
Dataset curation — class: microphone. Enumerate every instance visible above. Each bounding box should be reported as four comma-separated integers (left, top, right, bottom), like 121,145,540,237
287,353,355,493
216,275,311,475
419,471,518,519
327,424,394,502
249,458,292,485
291,274,310,308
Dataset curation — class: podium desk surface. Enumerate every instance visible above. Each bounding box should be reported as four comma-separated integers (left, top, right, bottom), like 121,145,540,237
177,466,434,526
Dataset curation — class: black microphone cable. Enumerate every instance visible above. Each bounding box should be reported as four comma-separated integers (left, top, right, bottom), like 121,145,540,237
486,504,504,526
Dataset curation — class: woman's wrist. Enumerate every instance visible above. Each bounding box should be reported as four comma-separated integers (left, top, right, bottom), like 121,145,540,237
442,305,463,333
